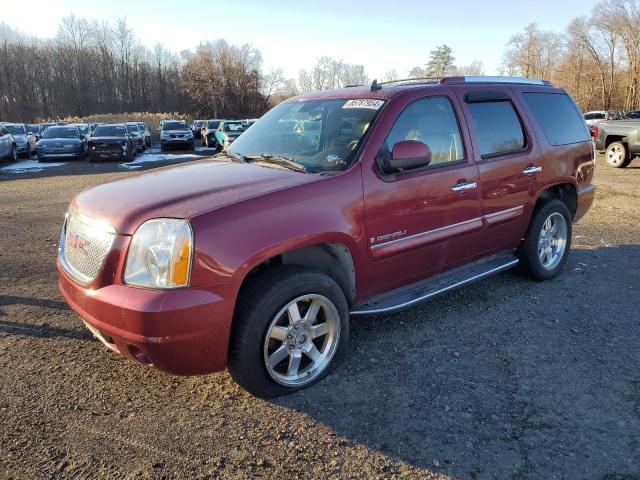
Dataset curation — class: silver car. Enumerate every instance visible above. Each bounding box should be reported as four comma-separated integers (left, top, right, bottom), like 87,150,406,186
2,123,36,158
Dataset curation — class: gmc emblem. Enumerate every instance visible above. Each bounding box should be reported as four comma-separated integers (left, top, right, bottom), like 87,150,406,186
68,231,89,252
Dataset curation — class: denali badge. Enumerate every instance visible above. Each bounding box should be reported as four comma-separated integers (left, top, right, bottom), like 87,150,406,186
371,230,407,244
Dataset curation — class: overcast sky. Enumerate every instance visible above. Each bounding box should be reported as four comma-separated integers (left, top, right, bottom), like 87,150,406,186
4,0,602,80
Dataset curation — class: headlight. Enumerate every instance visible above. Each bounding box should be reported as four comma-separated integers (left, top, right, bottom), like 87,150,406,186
124,219,193,289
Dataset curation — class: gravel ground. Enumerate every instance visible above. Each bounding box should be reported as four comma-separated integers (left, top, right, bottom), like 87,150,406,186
0,154,639,480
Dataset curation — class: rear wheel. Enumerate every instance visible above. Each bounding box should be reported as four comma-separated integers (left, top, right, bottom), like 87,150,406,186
606,141,632,168
10,145,17,162
228,265,349,398
518,199,572,281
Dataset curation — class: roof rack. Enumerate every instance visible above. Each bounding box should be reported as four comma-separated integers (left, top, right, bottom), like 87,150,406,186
440,76,553,86
370,75,553,91
370,77,441,91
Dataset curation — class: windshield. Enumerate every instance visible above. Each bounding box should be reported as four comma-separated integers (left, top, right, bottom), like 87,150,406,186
223,122,245,133
93,126,127,137
5,125,25,135
136,123,147,131
228,98,384,172
584,112,605,120
162,121,188,131
41,127,78,139
126,124,139,133
207,120,221,129
193,121,204,127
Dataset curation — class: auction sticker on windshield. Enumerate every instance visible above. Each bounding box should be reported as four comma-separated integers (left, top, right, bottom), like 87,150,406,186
342,99,385,110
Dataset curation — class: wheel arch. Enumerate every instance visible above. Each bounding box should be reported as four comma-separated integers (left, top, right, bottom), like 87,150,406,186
235,238,359,307
534,182,577,219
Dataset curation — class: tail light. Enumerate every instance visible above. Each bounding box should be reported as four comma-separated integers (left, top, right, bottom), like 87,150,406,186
592,126,598,137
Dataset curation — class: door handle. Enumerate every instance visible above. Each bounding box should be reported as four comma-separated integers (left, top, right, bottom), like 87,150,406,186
451,181,478,192
523,166,542,175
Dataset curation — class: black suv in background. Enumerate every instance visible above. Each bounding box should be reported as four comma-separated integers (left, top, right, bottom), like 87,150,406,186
88,124,135,162
201,119,223,148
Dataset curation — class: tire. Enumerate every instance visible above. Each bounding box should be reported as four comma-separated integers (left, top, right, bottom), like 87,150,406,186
228,265,349,398
518,199,572,281
605,141,632,168
10,145,17,162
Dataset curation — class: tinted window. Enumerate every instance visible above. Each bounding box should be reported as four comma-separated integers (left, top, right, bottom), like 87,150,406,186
383,96,464,166
5,124,26,135
467,101,526,158
93,126,127,137
162,121,188,130
41,127,79,139
523,93,590,146
207,120,221,129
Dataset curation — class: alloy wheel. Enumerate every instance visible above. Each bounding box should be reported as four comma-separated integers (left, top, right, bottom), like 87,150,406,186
538,212,568,270
263,294,340,387
607,144,625,166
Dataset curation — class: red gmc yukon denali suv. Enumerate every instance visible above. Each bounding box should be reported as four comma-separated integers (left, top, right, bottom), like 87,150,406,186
57,76,596,397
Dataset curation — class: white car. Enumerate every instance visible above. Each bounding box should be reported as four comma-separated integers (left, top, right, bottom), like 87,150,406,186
583,111,606,127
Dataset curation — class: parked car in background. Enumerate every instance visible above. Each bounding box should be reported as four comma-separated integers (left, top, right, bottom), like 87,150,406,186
89,122,101,134
69,123,92,140
201,119,223,148
624,110,640,119
36,125,87,162
584,111,606,135
88,124,135,162
2,123,36,158
28,124,42,140
213,120,246,151
160,120,194,151
0,124,18,161
39,123,57,136
592,119,640,167
191,120,204,139
57,76,595,397
135,122,152,148
243,118,259,127
125,123,145,153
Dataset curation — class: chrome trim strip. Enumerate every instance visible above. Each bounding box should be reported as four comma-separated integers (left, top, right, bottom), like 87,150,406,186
371,217,482,250
351,258,519,315
370,205,525,251
484,205,524,220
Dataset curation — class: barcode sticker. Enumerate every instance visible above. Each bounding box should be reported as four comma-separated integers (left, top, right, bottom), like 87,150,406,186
342,99,385,110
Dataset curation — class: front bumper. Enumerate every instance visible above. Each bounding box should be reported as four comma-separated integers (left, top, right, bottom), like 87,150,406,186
574,184,596,223
57,262,233,375
161,138,194,147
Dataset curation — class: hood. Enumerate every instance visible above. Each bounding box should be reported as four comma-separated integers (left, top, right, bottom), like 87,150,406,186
90,136,127,143
162,129,191,135
72,159,320,234
38,138,81,146
12,134,27,143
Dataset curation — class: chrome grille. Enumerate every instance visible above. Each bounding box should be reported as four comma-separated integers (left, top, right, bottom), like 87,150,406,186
60,210,116,284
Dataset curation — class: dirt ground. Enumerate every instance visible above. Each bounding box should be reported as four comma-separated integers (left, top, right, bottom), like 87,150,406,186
0,154,639,480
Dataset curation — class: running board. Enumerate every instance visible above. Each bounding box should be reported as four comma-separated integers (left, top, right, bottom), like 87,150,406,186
350,253,519,315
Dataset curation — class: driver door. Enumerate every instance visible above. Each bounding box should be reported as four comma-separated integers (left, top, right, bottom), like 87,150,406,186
362,93,483,295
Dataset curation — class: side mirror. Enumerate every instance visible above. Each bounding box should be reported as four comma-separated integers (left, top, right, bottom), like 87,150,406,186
383,140,432,173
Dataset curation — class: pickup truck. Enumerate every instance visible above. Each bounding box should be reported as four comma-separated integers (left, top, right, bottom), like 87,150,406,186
592,120,640,168
57,76,596,398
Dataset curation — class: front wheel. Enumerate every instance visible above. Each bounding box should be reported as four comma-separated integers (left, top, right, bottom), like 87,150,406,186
606,141,632,168
228,266,349,398
518,199,572,281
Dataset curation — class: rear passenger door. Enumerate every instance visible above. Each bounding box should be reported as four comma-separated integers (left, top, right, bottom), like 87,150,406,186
457,88,540,255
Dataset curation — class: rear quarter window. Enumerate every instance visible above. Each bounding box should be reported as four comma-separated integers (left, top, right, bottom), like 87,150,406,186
522,93,590,146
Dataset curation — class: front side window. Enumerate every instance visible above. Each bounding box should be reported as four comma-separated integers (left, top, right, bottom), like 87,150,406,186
523,93,590,146
223,122,245,133
381,96,465,167
467,101,526,158
229,98,383,172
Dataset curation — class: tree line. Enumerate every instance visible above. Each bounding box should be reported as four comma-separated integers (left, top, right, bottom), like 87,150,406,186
1,1,638,122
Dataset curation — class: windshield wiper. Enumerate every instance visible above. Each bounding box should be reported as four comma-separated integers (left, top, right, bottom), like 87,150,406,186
243,154,307,173
212,150,244,162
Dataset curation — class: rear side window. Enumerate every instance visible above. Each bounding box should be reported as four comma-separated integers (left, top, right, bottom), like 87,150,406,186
523,93,590,146
467,101,526,158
